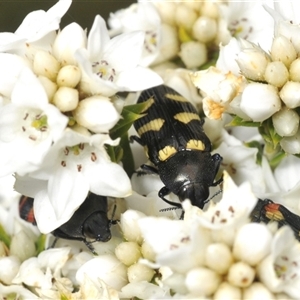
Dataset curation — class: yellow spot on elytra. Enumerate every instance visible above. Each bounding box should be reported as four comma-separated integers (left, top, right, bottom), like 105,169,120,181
165,93,187,102
173,112,200,124
158,145,177,161
186,139,205,151
141,98,155,113
137,118,165,136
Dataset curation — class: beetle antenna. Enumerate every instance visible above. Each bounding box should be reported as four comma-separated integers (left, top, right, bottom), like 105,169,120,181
159,206,180,212
109,204,118,227
204,189,223,204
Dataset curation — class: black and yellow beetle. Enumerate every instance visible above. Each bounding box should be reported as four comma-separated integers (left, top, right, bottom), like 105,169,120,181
131,84,223,209
251,198,300,241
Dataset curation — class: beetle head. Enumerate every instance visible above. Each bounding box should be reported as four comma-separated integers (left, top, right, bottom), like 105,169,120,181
178,181,209,209
82,211,111,242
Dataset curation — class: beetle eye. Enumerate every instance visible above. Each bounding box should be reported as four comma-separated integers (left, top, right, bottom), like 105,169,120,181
178,183,209,209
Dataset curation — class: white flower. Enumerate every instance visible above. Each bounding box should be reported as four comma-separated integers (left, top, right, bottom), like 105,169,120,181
193,171,258,245
257,226,300,298
215,131,267,196
0,0,72,58
264,1,300,53
12,247,71,289
0,283,39,299
108,2,161,67
219,0,274,51
27,129,131,233
52,22,87,66
75,15,163,97
190,66,247,120
240,82,281,122
0,67,68,177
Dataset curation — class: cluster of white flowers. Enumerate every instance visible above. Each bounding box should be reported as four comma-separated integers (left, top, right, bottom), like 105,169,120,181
1,0,300,299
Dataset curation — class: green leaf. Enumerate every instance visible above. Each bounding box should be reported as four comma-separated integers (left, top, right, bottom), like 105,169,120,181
244,140,264,165
227,116,261,127
259,118,282,149
110,100,151,140
0,223,10,247
36,234,46,255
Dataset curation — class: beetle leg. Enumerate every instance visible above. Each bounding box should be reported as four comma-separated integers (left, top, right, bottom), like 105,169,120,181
129,135,144,145
158,186,182,208
84,240,98,256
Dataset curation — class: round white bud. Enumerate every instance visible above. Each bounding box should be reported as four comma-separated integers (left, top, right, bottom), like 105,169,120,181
264,61,289,87
73,95,119,133
272,107,299,137
213,282,242,299
201,2,219,19
180,41,207,69
227,261,255,288
127,263,155,283
141,242,156,261
243,282,275,299
185,267,221,296
205,243,233,274
0,256,20,284
233,223,272,266
271,35,297,68
38,75,57,101
280,81,300,108
10,231,36,262
237,49,269,81
289,58,300,82
192,16,217,43
280,129,300,154
33,50,60,81
115,242,142,266
57,65,81,88
175,4,198,31
52,87,79,112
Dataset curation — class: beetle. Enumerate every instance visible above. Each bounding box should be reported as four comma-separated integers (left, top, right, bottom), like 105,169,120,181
19,193,116,254
251,198,300,241
131,84,223,209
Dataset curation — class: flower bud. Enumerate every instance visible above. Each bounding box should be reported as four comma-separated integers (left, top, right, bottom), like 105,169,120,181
205,243,233,274
272,107,299,137
141,242,156,262
185,267,221,296
192,16,217,43
33,50,60,81
233,223,272,266
264,61,289,87
180,41,207,69
175,4,198,31
154,2,177,26
57,65,81,88
243,282,275,299
76,254,128,291
240,83,281,122
53,86,79,112
163,273,188,294
0,256,20,284
38,75,57,101
237,48,270,81
280,81,300,108
213,282,242,299
10,231,36,262
73,95,119,133
289,58,300,82
280,128,300,154
115,242,142,266
270,35,297,68
227,261,255,288
201,2,219,19
120,210,146,244
127,263,155,283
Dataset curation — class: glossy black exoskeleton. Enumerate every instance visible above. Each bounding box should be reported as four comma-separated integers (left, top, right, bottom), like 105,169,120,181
131,84,223,209
251,198,300,241
19,193,116,254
